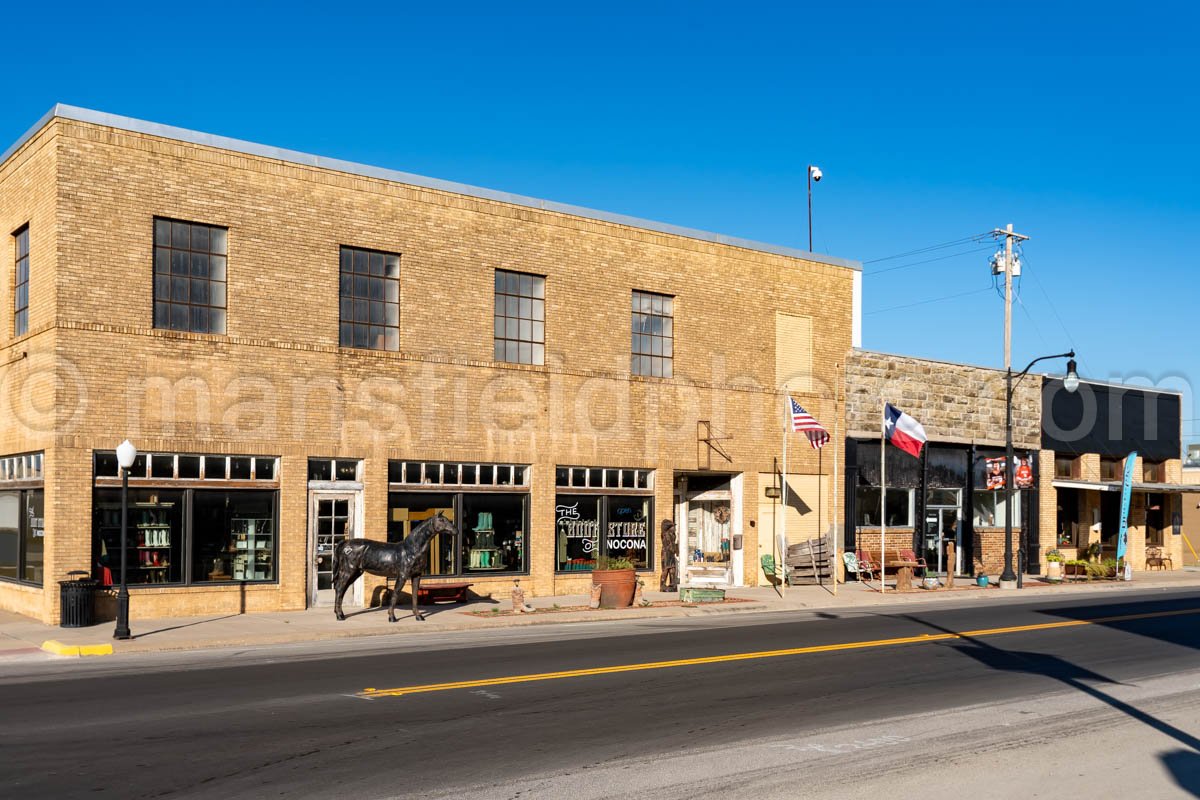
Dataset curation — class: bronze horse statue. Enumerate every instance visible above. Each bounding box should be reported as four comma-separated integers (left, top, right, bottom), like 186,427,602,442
332,513,456,623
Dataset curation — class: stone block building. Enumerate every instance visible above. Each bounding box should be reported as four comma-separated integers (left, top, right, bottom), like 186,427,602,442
0,105,860,623
843,349,1189,580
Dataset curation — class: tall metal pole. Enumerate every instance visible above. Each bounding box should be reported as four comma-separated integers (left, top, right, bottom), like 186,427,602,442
1001,369,1017,585
781,394,788,599
832,363,841,596
880,398,887,594
114,466,131,640
807,168,814,251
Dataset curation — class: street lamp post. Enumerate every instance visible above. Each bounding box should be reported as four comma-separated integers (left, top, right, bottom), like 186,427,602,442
807,165,822,251
114,439,137,640
1001,353,1078,588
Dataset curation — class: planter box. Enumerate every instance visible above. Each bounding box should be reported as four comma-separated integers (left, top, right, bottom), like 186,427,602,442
680,587,726,603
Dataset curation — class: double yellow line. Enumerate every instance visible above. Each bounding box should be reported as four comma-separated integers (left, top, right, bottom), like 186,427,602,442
358,606,1200,699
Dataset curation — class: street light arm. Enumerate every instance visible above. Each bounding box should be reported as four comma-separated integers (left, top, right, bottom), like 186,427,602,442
1009,349,1075,397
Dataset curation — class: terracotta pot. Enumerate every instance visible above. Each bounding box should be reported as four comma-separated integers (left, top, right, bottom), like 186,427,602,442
591,568,636,608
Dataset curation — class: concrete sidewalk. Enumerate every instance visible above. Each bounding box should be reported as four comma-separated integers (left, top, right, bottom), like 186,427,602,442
5,568,1199,658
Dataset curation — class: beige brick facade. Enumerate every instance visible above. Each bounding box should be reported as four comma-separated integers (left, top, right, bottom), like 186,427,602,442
0,108,858,623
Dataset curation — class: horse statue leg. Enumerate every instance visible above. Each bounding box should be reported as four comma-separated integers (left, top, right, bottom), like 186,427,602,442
411,573,425,622
388,576,406,623
333,564,360,622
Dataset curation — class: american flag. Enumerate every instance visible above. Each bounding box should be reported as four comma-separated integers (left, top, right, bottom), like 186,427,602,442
789,397,830,449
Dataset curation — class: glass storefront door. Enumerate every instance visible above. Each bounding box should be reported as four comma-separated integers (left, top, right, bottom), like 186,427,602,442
923,505,962,575
684,497,732,586
310,493,355,606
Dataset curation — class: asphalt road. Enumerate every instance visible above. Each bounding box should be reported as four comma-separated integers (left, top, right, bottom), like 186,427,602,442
4,588,1200,799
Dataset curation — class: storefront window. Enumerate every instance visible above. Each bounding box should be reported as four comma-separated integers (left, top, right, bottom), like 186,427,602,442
0,493,17,580
93,489,185,585
554,493,653,571
91,451,280,588
192,490,277,582
23,490,44,585
0,453,46,585
462,494,526,573
387,493,456,575
555,495,601,571
972,491,1020,528
854,487,912,528
605,495,651,569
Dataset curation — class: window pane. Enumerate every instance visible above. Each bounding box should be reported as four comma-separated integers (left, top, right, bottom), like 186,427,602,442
192,490,276,582
230,457,252,480
151,454,175,478
255,458,275,480
210,255,226,281
606,495,651,569
178,456,201,479
172,221,190,248
23,490,44,585
0,493,17,579
210,309,226,334
92,489,185,585
308,459,332,481
210,228,227,255
204,456,227,479
555,494,600,571
387,492,456,574
462,493,526,574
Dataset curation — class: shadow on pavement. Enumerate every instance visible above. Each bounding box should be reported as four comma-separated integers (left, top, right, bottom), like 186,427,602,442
901,611,1200,798
1163,750,1200,797
1037,594,1200,655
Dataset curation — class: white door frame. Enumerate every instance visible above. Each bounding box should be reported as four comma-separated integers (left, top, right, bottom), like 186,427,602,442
307,488,363,608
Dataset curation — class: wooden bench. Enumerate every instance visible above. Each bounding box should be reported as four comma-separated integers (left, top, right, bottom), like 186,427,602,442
416,582,474,604
785,537,834,585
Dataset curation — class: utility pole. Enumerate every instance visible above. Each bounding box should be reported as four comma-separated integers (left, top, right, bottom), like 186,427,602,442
993,223,1029,589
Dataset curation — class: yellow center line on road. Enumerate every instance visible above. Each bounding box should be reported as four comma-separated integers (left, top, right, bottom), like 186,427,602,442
358,606,1200,699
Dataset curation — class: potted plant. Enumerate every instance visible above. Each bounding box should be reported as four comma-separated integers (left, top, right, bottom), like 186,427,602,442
1100,557,1119,579
1064,559,1088,579
1045,549,1064,582
1085,541,1102,563
591,556,637,608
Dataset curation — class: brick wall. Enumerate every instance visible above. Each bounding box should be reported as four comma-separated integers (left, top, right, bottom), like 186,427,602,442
0,114,857,622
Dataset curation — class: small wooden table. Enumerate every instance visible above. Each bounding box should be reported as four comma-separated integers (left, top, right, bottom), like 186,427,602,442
416,582,474,604
886,561,920,592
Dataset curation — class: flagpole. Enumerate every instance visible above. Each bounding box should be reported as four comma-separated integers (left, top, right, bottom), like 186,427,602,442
781,394,788,600
832,363,841,597
817,445,823,589
881,399,886,594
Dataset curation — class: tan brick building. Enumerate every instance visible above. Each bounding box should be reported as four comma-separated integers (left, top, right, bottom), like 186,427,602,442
0,105,860,624
843,349,1188,581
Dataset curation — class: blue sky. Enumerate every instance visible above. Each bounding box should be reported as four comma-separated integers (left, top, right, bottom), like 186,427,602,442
3,2,1196,443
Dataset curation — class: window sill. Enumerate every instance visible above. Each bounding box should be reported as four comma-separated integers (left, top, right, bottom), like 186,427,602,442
0,576,43,589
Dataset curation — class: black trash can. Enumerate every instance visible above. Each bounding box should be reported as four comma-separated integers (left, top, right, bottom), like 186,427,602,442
59,570,98,628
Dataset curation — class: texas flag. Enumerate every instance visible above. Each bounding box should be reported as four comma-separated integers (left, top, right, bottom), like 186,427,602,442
884,403,927,458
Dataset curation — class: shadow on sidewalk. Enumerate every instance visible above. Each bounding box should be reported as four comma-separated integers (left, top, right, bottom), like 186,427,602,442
133,614,242,640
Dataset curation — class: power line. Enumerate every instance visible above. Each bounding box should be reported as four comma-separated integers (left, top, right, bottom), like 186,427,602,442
864,287,993,316
863,232,993,264
866,244,997,276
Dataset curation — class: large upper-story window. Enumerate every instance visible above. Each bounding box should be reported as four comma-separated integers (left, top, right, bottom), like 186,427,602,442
631,290,673,377
494,269,544,365
340,246,400,351
13,226,28,336
154,218,228,334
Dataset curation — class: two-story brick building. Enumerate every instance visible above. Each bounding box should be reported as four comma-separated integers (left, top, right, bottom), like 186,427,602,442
0,105,860,623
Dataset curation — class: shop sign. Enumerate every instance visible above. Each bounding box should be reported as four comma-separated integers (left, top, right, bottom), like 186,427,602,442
556,502,599,553
983,455,1035,490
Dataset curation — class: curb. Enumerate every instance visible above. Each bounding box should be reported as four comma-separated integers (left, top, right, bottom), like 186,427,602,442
41,640,113,657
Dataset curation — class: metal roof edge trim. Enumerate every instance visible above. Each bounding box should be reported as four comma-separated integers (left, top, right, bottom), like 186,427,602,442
5,104,861,271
